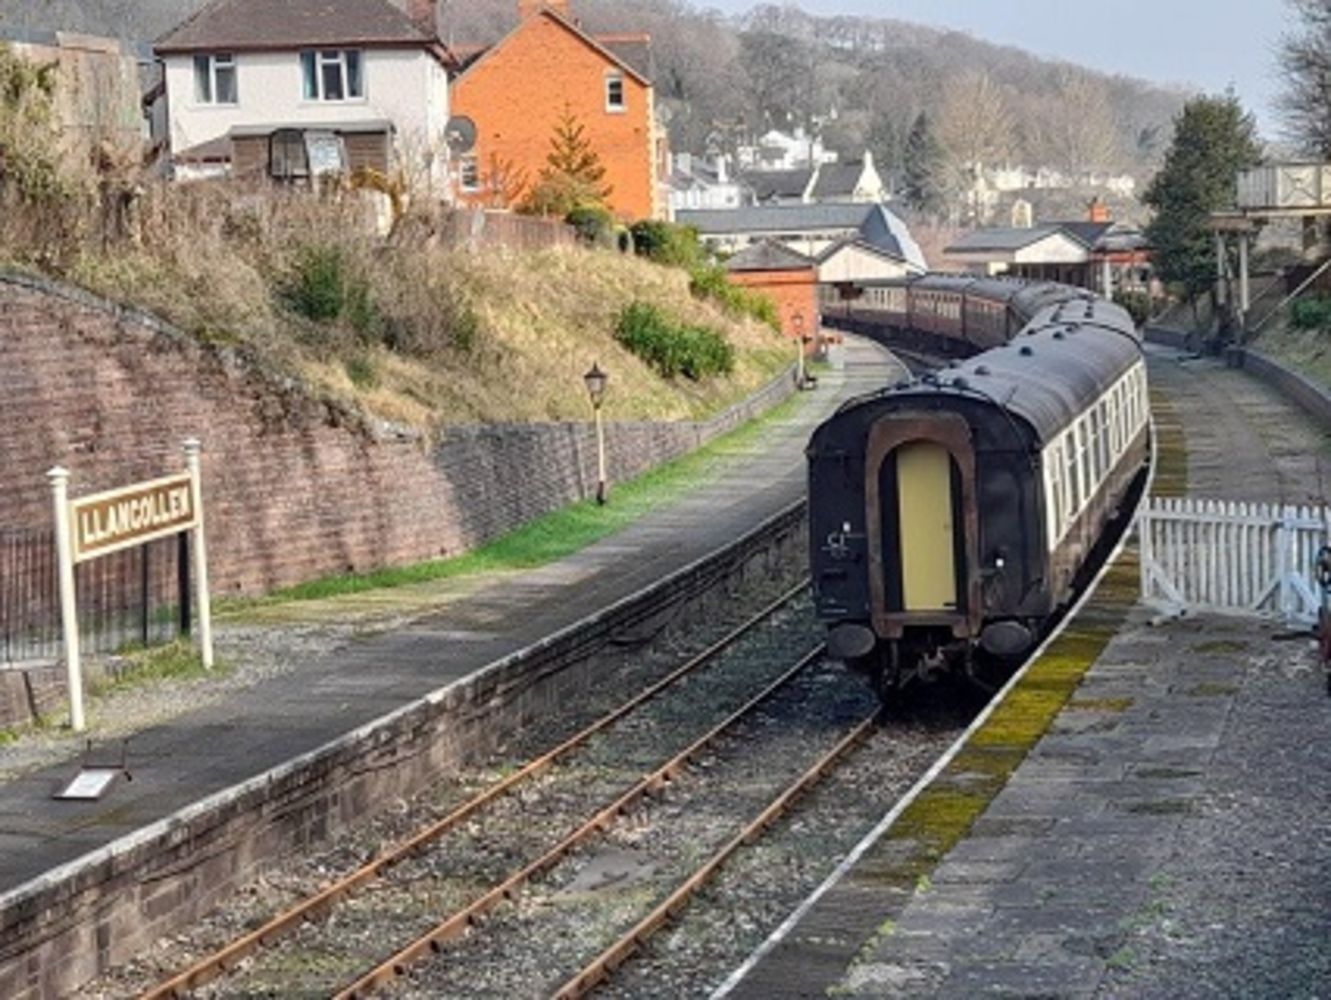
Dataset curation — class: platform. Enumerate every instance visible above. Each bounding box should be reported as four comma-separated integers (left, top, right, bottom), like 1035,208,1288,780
726,350,1331,998
0,341,901,896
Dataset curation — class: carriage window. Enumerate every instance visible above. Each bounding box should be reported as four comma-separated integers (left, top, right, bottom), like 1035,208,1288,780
1078,422,1091,502
1066,435,1081,512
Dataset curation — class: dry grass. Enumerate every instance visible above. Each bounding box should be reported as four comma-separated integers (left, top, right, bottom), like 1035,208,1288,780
4,182,787,428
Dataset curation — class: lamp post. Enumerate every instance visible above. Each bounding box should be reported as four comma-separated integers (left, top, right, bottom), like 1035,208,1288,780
792,311,806,389
584,362,609,505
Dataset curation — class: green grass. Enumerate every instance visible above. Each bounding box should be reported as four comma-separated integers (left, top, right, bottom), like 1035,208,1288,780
91,640,219,695
225,392,802,609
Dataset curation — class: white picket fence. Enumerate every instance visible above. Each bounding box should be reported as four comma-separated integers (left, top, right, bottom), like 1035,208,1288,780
1138,497,1331,626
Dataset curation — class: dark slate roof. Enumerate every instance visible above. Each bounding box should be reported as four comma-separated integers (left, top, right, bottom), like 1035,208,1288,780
679,202,927,272
678,202,875,235
156,0,431,52
596,34,653,82
946,225,1066,254
810,162,864,200
725,240,815,272
741,169,813,202
1055,220,1117,248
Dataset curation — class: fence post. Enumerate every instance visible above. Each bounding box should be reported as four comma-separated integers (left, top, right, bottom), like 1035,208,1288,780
47,467,84,733
1138,501,1153,602
182,440,213,669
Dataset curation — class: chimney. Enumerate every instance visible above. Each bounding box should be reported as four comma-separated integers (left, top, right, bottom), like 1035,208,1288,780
1088,195,1110,223
407,0,437,38
519,0,571,19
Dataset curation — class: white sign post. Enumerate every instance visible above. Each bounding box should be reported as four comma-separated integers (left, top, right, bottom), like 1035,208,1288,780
47,467,85,733
182,439,213,670
48,439,214,732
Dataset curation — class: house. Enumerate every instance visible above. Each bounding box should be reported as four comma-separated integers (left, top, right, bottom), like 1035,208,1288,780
667,152,744,213
736,127,837,172
737,151,886,207
724,239,820,350
1,28,148,161
677,202,927,275
945,211,1151,297
154,0,451,187
448,0,665,220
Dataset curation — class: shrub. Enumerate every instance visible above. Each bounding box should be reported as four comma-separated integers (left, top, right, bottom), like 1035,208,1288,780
1112,289,1151,328
615,301,734,380
688,263,780,329
566,205,614,246
285,244,351,322
1291,295,1331,331
630,220,705,268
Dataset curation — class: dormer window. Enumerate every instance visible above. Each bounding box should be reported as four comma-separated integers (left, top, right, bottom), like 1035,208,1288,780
301,50,364,101
605,70,625,113
193,53,237,105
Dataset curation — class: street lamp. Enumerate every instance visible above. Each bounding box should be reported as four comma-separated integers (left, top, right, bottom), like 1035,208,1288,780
584,362,609,505
792,311,806,390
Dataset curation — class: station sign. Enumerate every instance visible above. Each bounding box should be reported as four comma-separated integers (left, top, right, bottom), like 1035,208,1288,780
70,473,197,563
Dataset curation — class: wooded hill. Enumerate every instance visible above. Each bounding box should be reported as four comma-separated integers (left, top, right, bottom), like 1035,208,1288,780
1,0,1185,184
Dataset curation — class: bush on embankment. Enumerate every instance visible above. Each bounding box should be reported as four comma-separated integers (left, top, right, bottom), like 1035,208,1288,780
0,182,788,428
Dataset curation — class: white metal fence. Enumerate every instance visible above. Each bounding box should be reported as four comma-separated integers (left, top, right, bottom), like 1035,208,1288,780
1138,498,1331,626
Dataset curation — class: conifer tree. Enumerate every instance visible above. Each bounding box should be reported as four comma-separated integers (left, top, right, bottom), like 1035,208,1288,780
1142,93,1262,299
520,104,613,217
901,111,946,220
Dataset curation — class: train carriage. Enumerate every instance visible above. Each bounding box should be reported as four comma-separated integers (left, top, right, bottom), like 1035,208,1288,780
808,294,1147,695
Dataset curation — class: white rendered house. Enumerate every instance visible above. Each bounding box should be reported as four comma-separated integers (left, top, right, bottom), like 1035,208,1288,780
155,0,450,189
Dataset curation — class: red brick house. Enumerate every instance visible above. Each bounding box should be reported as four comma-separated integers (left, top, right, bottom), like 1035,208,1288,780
448,0,665,220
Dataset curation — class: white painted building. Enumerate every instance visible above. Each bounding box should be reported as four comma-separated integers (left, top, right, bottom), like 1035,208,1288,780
737,127,838,172
155,0,450,188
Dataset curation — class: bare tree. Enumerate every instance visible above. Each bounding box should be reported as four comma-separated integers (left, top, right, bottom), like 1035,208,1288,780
1277,0,1331,156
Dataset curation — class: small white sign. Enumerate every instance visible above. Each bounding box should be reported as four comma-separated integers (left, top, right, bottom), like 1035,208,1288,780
55,768,121,800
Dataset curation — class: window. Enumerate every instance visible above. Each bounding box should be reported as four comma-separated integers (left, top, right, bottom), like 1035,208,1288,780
193,53,237,104
605,70,625,112
459,155,480,191
302,49,364,101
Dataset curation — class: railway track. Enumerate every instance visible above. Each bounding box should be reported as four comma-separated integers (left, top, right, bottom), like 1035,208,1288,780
131,582,828,997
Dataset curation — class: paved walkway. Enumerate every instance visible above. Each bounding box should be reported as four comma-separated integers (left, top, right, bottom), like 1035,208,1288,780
0,340,904,895
734,349,1331,998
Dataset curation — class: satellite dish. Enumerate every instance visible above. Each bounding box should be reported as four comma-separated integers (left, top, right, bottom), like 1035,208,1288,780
445,115,476,154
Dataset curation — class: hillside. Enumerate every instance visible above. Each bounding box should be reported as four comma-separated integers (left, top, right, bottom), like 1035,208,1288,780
2,0,1185,186
22,188,791,431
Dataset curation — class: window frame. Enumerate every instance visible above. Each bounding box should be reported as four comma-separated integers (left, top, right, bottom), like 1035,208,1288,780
193,52,238,106
301,49,365,103
605,69,626,112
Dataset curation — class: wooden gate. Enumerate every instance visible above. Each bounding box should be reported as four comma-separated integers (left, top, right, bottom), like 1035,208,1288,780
1138,498,1330,626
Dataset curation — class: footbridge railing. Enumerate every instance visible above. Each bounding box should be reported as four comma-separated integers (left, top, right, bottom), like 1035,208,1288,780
1138,498,1330,627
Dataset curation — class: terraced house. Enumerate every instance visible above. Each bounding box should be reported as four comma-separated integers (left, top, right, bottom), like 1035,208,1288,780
448,0,666,220
155,0,451,189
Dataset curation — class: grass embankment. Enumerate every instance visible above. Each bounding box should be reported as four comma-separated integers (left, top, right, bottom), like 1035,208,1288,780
1251,319,1331,389
226,391,800,610
3,184,788,431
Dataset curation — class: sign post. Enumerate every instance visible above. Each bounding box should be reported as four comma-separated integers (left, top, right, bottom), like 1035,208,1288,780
182,439,213,669
48,467,84,733
49,439,214,731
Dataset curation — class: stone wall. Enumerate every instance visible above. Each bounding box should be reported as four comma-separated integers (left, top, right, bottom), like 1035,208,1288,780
0,273,794,598
1230,347,1331,427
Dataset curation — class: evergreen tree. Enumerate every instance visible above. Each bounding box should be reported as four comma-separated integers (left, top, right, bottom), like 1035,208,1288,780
519,104,613,217
901,112,946,219
1142,93,1262,299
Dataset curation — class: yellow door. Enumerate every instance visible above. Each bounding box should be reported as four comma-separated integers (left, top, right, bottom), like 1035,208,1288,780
896,442,957,610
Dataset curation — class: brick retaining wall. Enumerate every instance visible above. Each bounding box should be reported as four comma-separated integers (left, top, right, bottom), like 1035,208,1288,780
0,272,794,599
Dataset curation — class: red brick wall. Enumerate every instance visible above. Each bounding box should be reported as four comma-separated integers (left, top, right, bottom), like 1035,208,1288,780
728,267,820,353
0,274,792,598
451,12,657,220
